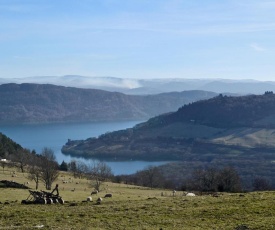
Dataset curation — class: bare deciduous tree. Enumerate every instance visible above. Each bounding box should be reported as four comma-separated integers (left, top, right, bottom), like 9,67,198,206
89,161,113,192
68,160,78,178
253,177,271,191
27,154,42,190
10,148,30,173
68,160,88,179
0,160,7,173
188,166,241,193
40,147,59,190
190,167,218,192
217,167,241,192
137,166,164,188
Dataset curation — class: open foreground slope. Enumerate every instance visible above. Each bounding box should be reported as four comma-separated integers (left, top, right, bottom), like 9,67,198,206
0,167,274,230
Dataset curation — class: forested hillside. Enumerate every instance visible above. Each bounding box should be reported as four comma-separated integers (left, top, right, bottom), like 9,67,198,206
0,133,23,158
0,83,216,124
62,92,275,188
63,92,275,159
165,92,275,128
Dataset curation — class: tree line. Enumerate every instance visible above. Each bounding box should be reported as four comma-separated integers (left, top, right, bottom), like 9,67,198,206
1,145,272,193
113,165,272,193
1,147,113,192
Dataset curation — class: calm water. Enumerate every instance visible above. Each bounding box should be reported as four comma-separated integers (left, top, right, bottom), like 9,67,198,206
0,121,169,175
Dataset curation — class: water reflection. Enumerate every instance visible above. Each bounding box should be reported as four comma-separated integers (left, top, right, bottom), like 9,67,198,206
55,150,170,175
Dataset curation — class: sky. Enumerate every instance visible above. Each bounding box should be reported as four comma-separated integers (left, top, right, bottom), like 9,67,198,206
1,0,275,81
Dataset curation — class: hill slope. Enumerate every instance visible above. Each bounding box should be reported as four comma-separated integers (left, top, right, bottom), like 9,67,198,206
1,166,275,229
62,92,275,160
0,83,216,124
0,133,23,158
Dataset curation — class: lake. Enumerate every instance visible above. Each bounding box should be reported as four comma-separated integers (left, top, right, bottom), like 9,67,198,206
0,121,170,175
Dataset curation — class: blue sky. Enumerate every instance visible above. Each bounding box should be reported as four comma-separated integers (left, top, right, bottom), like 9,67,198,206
1,0,275,80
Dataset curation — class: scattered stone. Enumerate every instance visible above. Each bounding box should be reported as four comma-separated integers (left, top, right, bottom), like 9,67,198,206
235,224,250,230
69,202,78,206
211,192,220,197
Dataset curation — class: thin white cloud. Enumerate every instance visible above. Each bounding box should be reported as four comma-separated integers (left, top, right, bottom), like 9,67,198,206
1,0,275,81
250,43,266,52
2,1,275,40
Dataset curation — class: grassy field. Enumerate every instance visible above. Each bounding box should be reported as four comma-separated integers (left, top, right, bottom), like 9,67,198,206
1,167,275,229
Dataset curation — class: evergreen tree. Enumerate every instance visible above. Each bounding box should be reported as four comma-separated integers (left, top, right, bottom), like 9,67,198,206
59,160,68,171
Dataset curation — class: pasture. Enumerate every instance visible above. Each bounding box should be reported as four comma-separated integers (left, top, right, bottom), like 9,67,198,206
0,166,275,229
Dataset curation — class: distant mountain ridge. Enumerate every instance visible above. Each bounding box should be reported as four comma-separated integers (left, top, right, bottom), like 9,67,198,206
1,75,275,94
0,83,216,124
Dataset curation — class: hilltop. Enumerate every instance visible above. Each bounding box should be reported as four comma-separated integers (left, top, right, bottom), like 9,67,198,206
0,83,216,124
62,92,275,159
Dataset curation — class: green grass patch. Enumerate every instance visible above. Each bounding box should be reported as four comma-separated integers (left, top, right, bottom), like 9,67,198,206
1,167,275,229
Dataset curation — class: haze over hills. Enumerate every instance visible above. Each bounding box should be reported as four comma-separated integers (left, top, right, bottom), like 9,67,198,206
0,83,216,124
1,75,274,95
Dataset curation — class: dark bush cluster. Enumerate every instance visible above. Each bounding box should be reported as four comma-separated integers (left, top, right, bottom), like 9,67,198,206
186,166,242,193
115,165,244,193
